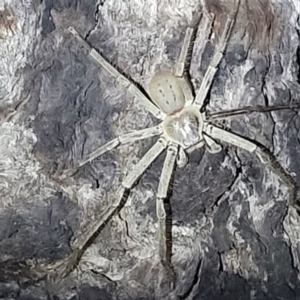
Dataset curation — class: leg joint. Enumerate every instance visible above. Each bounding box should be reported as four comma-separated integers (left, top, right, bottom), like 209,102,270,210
158,137,168,147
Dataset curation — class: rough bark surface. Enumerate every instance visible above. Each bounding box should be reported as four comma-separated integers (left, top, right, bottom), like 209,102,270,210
1,0,300,299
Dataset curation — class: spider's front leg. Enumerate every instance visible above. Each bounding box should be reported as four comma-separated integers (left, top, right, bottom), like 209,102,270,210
173,7,214,107
68,27,164,120
204,124,300,211
194,0,240,109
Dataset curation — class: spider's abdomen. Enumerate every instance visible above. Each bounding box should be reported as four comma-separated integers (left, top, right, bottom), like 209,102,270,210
163,107,204,149
147,72,186,115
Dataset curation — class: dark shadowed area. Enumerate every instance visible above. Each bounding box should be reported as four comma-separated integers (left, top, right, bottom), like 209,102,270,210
1,0,300,299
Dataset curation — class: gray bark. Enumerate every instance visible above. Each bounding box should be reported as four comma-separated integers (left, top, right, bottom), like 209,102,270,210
0,0,300,299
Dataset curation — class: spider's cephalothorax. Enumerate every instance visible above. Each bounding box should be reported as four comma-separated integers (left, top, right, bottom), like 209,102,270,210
163,108,203,149
44,0,299,288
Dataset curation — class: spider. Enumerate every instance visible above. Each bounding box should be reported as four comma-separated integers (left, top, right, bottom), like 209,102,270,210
41,0,299,283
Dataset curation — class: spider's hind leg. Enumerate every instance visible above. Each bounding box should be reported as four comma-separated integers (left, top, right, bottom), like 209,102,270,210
37,138,168,278
206,124,300,212
78,125,162,167
157,143,178,286
71,138,167,255
256,147,300,212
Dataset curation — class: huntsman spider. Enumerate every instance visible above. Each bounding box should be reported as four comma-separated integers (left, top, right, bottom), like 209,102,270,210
41,0,299,283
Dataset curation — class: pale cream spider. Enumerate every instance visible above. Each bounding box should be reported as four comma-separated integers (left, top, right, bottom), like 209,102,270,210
41,0,299,283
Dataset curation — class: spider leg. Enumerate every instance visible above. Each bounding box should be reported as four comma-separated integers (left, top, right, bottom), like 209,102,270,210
174,8,215,78
173,25,195,77
74,137,168,250
78,125,162,167
205,124,300,210
203,133,222,153
193,0,240,108
40,138,168,277
157,143,178,283
177,146,188,168
174,11,214,106
174,10,206,78
68,27,164,120
206,103,300,121
186,140,205,154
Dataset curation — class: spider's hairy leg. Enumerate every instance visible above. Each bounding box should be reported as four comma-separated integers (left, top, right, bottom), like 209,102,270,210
193,0,240,108
68,27,164,120
205,124,300,210
157,143,178,285
78,125,162,167
39,138,168,278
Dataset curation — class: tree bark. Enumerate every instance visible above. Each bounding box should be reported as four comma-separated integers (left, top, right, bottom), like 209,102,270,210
0,0,300,299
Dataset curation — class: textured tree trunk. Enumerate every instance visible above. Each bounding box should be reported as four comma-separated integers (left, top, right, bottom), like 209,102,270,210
1,0,300,299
